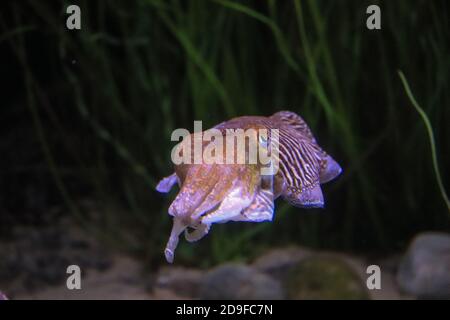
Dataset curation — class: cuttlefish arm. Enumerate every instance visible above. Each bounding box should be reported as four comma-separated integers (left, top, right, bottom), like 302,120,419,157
184,223,210,242
164,216,185,263
162,164,263,263
183,165,265,241
200,185,253,224
156,173,178,193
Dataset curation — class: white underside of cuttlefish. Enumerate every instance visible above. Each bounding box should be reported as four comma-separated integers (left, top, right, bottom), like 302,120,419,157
156,111,342,263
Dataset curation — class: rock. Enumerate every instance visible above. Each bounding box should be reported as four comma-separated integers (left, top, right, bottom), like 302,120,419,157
15,256,151,300
363,255,409,300
0,217,112,295
200,263,284,300
154,267,203,298
252,246,311,280
283,255,369,300
397,232,450,299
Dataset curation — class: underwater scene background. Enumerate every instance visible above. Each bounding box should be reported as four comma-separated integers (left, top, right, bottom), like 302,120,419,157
0,0,449,299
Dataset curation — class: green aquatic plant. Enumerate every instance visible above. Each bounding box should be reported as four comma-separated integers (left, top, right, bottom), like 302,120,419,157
398,71,450,215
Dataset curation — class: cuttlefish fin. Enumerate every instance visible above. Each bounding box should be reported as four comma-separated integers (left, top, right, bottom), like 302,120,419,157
284,184,324,208
156,173,178,193
276,128,324,207
319,154,342,184
164,216,187,263
271,111,317,143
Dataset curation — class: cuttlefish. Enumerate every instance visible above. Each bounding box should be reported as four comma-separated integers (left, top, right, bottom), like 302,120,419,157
157,111,342,263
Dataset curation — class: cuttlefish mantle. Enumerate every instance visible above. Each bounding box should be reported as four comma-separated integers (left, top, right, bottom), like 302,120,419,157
156,111,342,263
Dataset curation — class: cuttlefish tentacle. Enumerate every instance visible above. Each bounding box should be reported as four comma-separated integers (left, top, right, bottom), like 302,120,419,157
164,216,186,263
184,223,210,242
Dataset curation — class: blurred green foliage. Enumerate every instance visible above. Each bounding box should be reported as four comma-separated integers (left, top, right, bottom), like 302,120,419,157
1,0,449,267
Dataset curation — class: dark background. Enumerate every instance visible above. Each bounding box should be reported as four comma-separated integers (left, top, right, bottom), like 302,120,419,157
0,0,449,268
